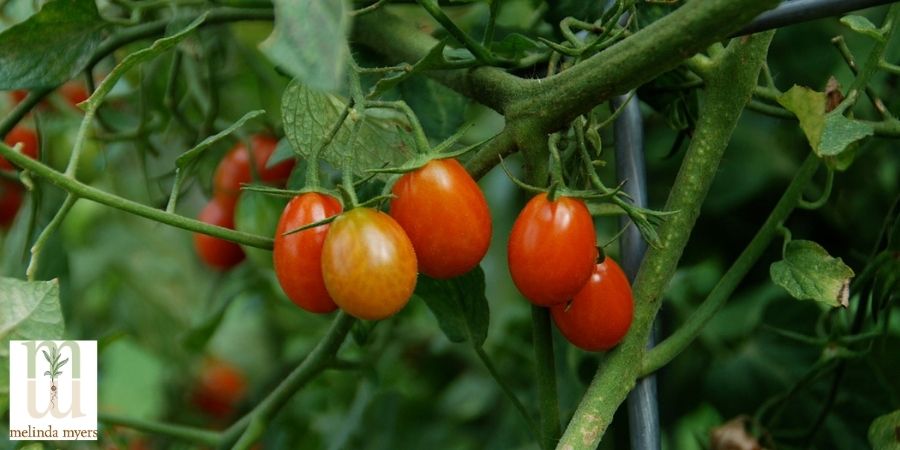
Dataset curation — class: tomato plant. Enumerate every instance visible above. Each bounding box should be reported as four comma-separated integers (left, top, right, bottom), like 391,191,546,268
507,193,597,306
551,257,634,352
321,208,417,320
213,135,294,198
273,192,343,314
193,196,245,270
389,158,492,279
3,2,899,450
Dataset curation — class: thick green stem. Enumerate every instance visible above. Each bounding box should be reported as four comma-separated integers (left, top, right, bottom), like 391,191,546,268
99,412,221,446
353,10,527,114
641,153,820,376
222,312,356,449
532,306,560,450
513,0,780,133
555,32,775,450
0,143,273,249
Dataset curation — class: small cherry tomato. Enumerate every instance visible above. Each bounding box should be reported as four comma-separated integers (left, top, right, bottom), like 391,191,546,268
213,136,294,198
193,196,245,270
0,180,24,229
551,258,634,351
191,358,246,419
507,193,597,306
2,125,40,171
60,81,89,108
389,158,492,279
274,192,343,313
321,208,417,320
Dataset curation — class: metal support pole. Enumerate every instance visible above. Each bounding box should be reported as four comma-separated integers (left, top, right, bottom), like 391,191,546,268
613,94,658,450
736,0,897,36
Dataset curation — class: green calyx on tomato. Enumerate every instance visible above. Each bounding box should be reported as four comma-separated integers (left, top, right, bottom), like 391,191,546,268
389,158,492,279
508,192,597,306
550,257,634,352
273,192,343,314
321,207,417,321
193,196,245,271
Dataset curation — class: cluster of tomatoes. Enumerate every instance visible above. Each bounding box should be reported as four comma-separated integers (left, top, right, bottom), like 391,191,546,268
509,193,634,351
193,135,634,352
193,135,294,269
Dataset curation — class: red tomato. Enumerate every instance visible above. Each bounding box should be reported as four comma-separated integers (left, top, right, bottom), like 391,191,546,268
274,193,343,313
0,180,24,229
60,81,89,108
551,258,634,351
321,208,417,320
191,358,246,419
213,136,294,198
193,196,245,270
1,126,40,171
507,193,597,306
389,158,492,279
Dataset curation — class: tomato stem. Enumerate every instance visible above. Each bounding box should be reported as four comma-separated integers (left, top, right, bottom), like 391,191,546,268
531,306,561,450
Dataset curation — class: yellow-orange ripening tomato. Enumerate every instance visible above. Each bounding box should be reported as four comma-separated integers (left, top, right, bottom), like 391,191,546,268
321,208,417,320
389,158,492,279
551,257,634,351
507,193,597,306
273,193,343,314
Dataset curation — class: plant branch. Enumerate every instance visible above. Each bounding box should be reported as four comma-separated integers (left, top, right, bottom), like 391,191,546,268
641,153,821,376
511,0,781,133
99,412,222,446
556,32,775,450
222,312,356,449
0,142,273,249
473,345,542,445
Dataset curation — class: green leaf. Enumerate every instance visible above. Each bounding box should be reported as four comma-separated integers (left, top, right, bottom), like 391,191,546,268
840,15,885,41
281,79,416,176
868,409,900,450
777,85,826,149
0,0,106,89
0,278,63,412
776,85,873,160
770,240,855,308
414,267,489,347
260,0,349,92
43,370,51,377
818,103,874,156
43,349,51,364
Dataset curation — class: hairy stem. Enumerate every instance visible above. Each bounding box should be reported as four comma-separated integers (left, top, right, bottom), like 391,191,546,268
556,32,775,450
